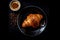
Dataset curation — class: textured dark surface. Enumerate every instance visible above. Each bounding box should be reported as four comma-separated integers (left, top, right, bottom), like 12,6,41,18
8,0,49,40
0,0,58,40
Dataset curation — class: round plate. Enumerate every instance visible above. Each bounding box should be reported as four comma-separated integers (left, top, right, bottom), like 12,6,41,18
17,6,47,37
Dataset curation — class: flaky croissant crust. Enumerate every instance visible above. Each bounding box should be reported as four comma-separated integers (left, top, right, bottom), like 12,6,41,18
22,13,43,28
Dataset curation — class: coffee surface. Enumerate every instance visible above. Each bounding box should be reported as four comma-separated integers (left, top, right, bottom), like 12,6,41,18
11,2,18,9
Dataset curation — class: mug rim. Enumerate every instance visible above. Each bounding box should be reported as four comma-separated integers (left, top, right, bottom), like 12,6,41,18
9,0,21,11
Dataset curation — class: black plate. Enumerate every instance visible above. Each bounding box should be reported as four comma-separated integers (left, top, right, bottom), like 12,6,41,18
17,6,47,37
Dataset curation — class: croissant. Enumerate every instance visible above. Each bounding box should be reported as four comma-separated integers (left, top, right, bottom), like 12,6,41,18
22,13,43,28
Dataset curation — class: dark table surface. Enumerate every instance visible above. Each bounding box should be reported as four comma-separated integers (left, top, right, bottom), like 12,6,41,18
0,0,49,40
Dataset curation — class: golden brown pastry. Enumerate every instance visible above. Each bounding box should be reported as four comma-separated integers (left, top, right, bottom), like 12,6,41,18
22,13,43,28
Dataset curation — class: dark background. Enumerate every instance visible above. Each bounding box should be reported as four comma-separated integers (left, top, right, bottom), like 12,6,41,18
0,0,50,40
